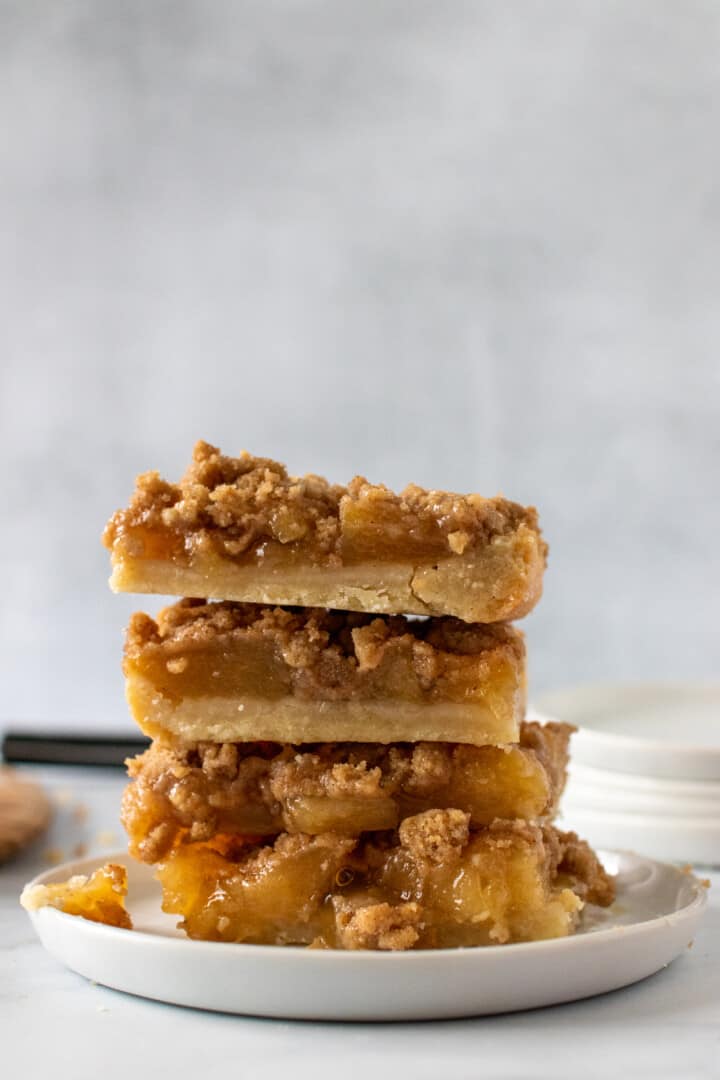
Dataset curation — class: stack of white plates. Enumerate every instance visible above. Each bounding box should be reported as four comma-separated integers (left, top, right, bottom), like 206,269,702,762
533,683,720,867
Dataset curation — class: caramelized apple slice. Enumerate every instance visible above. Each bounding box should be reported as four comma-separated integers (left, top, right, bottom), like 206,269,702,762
20,863,132,930
158,834,355,944
153,817,614,950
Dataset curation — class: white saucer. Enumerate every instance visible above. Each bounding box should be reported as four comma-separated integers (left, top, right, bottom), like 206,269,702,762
532,686,720,864
535,683,720,780
22,850,707,1021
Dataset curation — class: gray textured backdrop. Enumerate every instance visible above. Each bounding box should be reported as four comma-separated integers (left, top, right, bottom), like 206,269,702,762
1,1,718,732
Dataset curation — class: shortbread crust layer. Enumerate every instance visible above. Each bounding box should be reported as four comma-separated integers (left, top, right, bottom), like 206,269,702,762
104,442,547,623
155,814,615,949
124,601,526,745
122,721,573,861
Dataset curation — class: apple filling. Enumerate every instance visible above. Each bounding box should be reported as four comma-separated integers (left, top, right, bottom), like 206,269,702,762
155,814,614,950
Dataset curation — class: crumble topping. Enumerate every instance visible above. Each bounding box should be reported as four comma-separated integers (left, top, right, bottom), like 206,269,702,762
554,828,617,907
128,719,569,800
333,899,423,950
122,722,572,862
103,440,545,562
398,808,470,866
125,599,525,680
248,831,355,879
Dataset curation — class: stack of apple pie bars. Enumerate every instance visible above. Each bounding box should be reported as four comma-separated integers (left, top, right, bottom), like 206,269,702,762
102,442,613,950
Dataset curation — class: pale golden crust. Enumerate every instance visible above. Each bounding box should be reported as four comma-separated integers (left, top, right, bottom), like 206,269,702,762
121,722,572,862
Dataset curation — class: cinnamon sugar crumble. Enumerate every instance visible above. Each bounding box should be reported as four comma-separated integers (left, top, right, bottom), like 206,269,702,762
125,599,524,673
334,899,423,951
103,440,545,562
128,719,569,803
398,809,470,865
122,721,572,862
554,829,617,907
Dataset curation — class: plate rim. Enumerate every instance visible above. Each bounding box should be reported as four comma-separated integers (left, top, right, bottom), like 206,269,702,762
532,681,720,759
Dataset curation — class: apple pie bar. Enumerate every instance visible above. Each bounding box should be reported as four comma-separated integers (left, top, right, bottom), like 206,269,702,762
21,445,616,954
124,600,526,745
155,814,614,949
103,441,547,623
122,720,572,862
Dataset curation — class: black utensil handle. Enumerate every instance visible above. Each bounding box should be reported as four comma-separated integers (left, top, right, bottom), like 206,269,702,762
1,732,150,767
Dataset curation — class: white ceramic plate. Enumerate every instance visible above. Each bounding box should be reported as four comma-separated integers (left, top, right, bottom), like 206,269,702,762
23,850,707,1021
535,683,720,780
531,687,720,864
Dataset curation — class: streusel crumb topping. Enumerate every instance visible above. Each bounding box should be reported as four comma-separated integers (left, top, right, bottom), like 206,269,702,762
125,599,524,669
122,722,572,863
103,440,545,562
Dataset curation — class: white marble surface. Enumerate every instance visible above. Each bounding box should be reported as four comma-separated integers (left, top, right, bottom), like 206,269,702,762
2,765,718,1080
